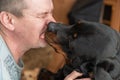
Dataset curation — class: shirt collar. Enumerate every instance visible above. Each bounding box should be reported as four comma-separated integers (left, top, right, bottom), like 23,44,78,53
0,35,24,74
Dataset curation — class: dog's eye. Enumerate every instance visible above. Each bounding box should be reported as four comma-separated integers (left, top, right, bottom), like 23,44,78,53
73,33,78,39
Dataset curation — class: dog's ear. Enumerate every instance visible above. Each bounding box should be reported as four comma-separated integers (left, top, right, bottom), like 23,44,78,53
70,21,97,37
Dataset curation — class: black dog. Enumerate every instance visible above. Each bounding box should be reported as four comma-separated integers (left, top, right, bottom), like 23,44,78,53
38,21,120,80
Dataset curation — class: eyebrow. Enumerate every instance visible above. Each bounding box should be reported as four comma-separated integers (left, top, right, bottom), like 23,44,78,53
36,9,53,16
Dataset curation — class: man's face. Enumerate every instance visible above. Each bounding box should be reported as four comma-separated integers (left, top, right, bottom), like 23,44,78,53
14,0,55,48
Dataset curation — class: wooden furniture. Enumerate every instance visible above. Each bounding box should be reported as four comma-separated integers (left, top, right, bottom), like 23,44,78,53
104,0,120,31
53,0,120,31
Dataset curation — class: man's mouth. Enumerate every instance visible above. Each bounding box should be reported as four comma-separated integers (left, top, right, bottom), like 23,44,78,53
41,33,45,39
40,26,48,39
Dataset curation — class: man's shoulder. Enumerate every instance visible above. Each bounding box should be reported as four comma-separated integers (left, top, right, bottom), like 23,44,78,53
0,58,2,80
0,36,2,77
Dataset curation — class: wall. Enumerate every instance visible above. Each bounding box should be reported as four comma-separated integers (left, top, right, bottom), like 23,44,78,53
53,0,75,24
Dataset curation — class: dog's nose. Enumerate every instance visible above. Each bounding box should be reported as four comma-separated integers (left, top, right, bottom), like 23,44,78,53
47,22,57,32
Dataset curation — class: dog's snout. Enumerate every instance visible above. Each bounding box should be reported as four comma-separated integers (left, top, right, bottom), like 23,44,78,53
47,22,56,32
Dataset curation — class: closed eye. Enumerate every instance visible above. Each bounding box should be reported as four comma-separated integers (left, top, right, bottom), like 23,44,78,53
36,11,53,19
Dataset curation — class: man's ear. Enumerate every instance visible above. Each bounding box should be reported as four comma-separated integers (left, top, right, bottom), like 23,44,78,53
0,11,15,31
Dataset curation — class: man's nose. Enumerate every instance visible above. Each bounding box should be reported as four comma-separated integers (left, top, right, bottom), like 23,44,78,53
47,14,56,24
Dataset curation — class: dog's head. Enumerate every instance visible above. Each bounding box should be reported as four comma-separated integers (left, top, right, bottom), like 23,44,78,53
45,21,117,59
45,22,81,55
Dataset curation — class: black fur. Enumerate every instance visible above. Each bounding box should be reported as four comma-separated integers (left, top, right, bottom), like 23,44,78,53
38,21,120,80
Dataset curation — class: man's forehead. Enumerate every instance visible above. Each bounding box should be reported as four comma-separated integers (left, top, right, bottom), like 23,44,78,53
24,0,53,8
24,0,53,13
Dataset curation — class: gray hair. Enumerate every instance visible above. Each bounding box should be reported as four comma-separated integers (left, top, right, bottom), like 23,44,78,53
0,0,27,17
